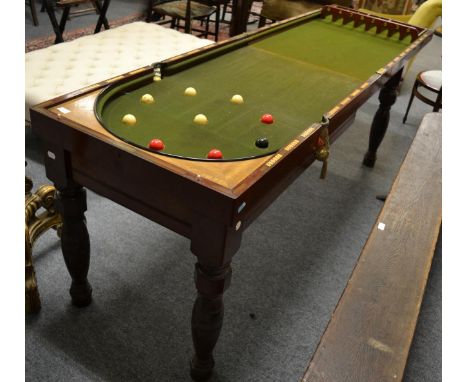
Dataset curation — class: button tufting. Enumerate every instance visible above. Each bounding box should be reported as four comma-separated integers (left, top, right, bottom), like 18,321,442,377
26,22,213,121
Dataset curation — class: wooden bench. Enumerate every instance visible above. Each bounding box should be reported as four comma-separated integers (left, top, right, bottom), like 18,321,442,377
302,112,442,382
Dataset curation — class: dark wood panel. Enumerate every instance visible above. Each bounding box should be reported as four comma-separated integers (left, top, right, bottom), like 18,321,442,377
302,112,442,382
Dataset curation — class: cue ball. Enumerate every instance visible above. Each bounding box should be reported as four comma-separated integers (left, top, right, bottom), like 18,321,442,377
207,149,223,159
185,87,197,96
148,139,165,151
122,114,137,125
230,95,244,104
255,137,269,148
261,114,274,124
193,114,208,125
140,94,154,104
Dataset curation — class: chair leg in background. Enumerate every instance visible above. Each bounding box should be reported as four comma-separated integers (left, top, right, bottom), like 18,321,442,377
30,0,40,26
433,88,442,112
59,5,71,34
222,1,228,21
204,16,210,38
403,82,417,124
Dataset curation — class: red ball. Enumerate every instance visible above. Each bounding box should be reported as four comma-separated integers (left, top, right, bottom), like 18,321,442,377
261,114,274,124
207,149,223,159
148,139,165,151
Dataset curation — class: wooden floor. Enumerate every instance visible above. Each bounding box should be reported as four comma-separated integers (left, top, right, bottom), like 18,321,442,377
302,112,442,382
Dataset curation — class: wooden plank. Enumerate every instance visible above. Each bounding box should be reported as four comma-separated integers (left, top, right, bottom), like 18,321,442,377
302,112,442,382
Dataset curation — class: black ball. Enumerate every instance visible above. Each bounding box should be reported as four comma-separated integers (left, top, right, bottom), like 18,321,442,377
255,137,269,149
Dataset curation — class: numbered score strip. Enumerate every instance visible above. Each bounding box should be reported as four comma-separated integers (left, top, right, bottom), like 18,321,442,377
326,82,370,119
264,124,322,169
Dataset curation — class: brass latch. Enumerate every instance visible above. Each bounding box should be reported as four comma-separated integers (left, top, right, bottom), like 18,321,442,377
315,117,330,179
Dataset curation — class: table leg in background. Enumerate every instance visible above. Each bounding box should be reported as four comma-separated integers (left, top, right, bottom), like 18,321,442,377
230,0,253,36
363,68,404,167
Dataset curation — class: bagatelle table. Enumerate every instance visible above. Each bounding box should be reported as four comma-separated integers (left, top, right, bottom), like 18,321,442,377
31,6,431,380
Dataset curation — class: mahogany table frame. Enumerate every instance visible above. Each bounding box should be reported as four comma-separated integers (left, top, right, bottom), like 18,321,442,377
30,7,432,380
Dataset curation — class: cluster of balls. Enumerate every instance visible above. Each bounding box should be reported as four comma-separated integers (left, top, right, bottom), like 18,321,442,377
121,84,274,160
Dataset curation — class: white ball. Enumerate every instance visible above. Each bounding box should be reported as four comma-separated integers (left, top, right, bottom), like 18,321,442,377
140,94,154,104
193,114,208,125
230,94,244,104
185,87,197,96
122,114,137,125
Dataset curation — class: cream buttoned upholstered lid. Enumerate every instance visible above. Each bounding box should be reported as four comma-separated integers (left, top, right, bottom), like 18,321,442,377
25,22,214,122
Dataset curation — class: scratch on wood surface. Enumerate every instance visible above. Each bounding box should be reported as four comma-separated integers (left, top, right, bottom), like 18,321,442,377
367,337,394,354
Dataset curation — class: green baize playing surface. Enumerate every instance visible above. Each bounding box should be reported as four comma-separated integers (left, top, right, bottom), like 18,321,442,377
97,16,411,161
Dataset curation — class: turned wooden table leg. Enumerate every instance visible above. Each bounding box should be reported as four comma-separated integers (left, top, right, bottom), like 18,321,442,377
55,185,92,307
188,215,241,380
191,262,232,381
363,68,403,168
